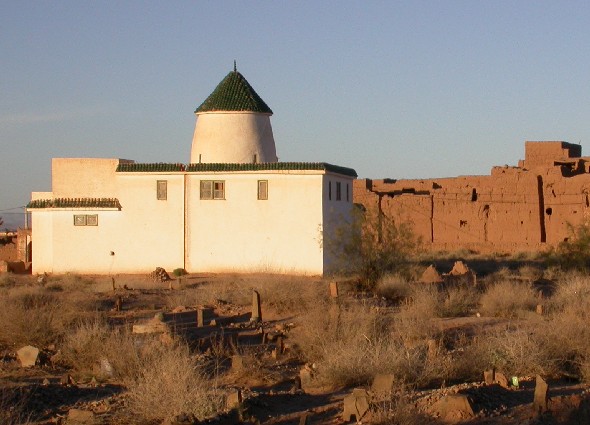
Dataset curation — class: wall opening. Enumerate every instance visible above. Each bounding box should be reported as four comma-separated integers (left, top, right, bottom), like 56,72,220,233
471,188,478,202
546,207,553,216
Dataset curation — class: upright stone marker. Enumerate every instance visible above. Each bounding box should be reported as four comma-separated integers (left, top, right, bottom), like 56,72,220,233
342,388,370,422
483,369,495,385
371,374,395,402
533,375,549,414
17,345,39,367
329,281,339,298
251,290,262,322
197,308,205,327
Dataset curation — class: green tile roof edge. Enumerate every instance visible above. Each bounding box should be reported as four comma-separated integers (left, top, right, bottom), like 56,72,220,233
185,162,358,177
115,162,357,177
116,163,186,172
27,198,122,209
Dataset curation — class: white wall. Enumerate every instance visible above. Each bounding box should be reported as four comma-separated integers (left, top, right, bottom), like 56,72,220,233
322,174,354,273
190,113,277,164
186,171,325,275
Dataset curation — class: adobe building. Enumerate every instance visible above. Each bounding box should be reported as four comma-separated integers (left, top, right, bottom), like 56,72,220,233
354,141,590,254
28,67,356,275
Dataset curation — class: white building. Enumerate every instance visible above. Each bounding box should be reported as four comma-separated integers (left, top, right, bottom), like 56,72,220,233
28,68,356,276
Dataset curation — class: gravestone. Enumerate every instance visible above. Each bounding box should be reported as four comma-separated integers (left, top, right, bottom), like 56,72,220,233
226,389,242,410
494,372,509,389
342,388,370,422
483,369,495,385
300,367,313,391
299,412,312,425
371,373,395,402
251,290,262,322
432,394,474,418
329,281,339,298
16,345,39,367
533,375,549,414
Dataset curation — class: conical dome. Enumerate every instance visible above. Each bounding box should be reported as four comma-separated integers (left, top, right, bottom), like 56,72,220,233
190,67,278,164
196,70,273,114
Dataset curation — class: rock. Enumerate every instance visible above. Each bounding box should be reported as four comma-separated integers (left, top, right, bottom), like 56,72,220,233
67,408,95,424
17,345,39,367
300,367,314,391
163,413,200,425
100,358,114,377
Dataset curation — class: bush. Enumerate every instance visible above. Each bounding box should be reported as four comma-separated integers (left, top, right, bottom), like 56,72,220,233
125,341,223,422
333,207,420,291
549,219,590,270
479,280,538,318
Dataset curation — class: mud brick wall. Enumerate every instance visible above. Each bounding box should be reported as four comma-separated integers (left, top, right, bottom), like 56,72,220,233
353,142,590,254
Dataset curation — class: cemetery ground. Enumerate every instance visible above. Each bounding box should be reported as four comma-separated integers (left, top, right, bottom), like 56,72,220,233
2,257,590,424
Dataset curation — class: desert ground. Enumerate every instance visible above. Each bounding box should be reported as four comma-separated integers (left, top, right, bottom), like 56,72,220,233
2,254,590,425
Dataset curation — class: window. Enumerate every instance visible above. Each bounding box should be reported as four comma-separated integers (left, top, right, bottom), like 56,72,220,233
74,214,98,226
258,180,268,200
336,182,342,201
328,181,332,200
200,180,225,200
157,180,167,200
347,183,350,202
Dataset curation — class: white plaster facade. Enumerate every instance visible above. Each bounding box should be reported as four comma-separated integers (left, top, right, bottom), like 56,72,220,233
29,160,355,275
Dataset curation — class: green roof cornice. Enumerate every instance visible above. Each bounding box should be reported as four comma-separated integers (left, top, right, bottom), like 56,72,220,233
116,163,186,172
195,70,273,114
27,198,122,209
186,162,357,177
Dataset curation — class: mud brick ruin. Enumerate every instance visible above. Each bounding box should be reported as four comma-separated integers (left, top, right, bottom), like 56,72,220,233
354,141,590,253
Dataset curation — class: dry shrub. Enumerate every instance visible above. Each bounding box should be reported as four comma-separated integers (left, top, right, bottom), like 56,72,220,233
0,386,32,424
60,319,142,380
455,323,559,380
375,274,412,302
0,283,104,349
479,280,538,318
517,264,543,282
372,389,435,425
125,341,223,422
439,285,480,317
292,299,452,389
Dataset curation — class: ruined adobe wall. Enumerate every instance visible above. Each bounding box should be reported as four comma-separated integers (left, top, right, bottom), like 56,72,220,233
354,158,590,254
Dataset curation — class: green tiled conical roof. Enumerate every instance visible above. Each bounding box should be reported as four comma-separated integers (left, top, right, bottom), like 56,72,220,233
195,70,272,114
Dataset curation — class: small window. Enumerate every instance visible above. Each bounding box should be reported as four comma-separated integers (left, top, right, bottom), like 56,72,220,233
74,215,87,226
213,181,225,199
328,181,332,200
258,180,268,200
157,180,167,200
200,180,225,200
336,182,342,201
74,214,98,226
346,183,350,202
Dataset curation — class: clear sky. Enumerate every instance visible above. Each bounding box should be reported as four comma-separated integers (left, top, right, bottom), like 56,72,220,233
3,1,590,227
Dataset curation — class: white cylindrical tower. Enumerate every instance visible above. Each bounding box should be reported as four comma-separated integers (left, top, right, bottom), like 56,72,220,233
190,67,278,164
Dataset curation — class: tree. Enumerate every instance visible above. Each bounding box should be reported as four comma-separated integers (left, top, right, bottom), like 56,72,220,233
331,205,420,291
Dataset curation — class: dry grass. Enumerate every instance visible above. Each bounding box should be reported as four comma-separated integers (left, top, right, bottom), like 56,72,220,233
479,280,538,318
0,283,104,349
125,340,223,423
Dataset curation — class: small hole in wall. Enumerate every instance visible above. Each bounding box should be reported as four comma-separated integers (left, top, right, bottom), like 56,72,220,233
460,220,467,227
110,251,115,256
521,221,524,224
564,237,569,242
546,208,553,216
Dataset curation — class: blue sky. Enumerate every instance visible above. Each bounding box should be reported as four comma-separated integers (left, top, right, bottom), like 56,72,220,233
2,1,590,227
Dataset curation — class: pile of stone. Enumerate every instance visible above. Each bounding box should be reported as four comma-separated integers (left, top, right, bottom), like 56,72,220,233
150,267,171,282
